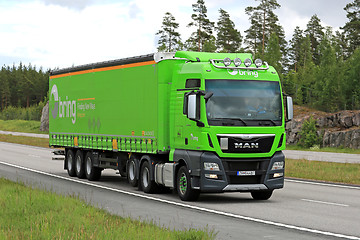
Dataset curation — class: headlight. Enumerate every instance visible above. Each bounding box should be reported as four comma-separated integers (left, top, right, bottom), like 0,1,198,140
254,59,263,67
204,162,220,171
223,57,231,67
244,58,252,67
234,58,242,67
272,161,284,170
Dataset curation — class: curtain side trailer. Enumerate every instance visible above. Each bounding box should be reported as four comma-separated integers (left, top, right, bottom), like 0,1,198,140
49,51,293,201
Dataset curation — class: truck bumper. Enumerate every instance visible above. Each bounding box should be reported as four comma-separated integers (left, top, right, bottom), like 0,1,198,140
199,151,285,193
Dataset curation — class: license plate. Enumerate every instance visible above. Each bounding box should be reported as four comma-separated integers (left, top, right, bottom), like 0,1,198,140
237,171,255,176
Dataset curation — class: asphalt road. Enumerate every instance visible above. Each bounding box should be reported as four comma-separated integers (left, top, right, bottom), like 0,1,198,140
0,142,359,240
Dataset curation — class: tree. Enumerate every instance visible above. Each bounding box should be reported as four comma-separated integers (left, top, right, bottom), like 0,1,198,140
0,67,11,110
314,27,344,112
186,0,214,52
299,117,321,148
156,12,181,52
341,0,360,57
343,48,360,109
305,15,324,65
264,32,281,73
288,26,304,71
216,8,242,53
244,0,286,58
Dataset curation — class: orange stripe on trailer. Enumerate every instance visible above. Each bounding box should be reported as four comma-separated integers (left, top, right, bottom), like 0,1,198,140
50,60,156,79
77,98,95,101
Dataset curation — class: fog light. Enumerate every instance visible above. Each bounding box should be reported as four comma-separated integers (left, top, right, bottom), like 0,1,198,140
244,58,252,67
223,57,231,67
272,161,284,170
204,162,220,171
254,59,263,67
205,174,218,179
273,173,284,178
234,58,242,66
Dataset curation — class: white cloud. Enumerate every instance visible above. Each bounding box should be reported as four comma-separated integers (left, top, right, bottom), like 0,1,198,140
0,0,354,70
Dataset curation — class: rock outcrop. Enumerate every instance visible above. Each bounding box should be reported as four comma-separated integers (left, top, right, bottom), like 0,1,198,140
40,102,49,132
286,107,360,148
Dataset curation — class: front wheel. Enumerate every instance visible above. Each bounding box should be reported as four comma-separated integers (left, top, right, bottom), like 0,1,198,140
251,190,273,200
176,166,200,201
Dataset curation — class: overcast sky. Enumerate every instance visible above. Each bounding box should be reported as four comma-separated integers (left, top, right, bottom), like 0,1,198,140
0,0,352,70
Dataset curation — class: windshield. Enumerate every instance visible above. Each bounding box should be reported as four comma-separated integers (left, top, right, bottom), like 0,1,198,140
205,80,282,126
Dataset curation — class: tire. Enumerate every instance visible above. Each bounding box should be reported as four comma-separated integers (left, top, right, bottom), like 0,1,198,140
251,190,273,200
127,157,138,187
75,150,86,179
176,166,200,201
140,161,159,193
85,152,101,181
66,149,76,177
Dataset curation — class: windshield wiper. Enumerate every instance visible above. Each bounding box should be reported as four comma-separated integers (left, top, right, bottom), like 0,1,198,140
209,118,248,126
257,119,278,126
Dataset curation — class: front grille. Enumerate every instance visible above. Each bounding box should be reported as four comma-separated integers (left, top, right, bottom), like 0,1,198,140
218,134,275,153
222,158,270,184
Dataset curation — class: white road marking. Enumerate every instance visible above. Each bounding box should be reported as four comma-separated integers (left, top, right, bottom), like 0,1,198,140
301,199,349,207
286,179,360,190
1,161,359,240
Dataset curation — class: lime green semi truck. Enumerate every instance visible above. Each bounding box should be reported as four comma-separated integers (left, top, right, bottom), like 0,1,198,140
49,51,293,201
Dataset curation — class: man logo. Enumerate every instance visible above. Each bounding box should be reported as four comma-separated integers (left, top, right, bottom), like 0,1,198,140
234,142,259,149
50,84,77,124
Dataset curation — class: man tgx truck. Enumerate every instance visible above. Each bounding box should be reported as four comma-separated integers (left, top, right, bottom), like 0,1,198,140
49,51,293,201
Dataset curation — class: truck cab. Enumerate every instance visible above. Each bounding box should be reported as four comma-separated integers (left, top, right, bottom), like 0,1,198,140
164,51,293,200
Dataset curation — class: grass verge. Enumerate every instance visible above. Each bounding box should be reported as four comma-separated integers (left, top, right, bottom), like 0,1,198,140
0,134,49,148
0,178,215,240
0,120,46,134
286,144,360,154
285,158,360,185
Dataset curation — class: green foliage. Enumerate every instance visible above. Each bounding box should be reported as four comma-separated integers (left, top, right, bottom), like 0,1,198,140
0,64,49,110
0,120,44,133
0,178,216,240
0,102,45,121
216,8,242,53
156,12,182,52
264,32,281,73
298,117,321,148
305,15,324,65
244,0,286,58
186,0,215,52
285,159,360,185
341,0,360,57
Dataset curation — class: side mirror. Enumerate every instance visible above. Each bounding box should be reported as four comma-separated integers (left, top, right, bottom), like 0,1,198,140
204,91,213,102
187,94,198,120
286,96,293,121
184,92,204,127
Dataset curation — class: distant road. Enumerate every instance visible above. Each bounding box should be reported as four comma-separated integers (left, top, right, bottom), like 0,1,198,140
0,130,48,139
1,130,360,164
0,142,359,240
283,150,360,164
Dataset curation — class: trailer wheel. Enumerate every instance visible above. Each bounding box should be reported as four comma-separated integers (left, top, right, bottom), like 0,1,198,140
176,166,200,201
66,149,76,177
140,161,159,193
75,150,86,179
85,152,101,181
127,157,138,187
251,190,273,200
